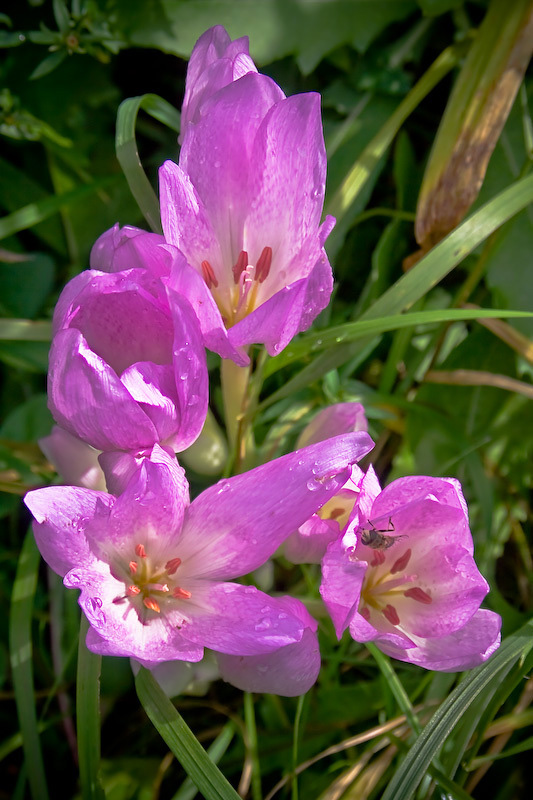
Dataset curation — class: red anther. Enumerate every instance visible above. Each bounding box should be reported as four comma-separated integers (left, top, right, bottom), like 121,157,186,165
383,604,400,625
143,597,161,613
232,250,248,283
129,560,138,574
255,246,272,283
360,606,370,621
390,548,412,575
165,557,182,575
404,586,432,604
173,587,192,599
135,544,147,558
370,550,386,567
201,259,218,288
329,508,345,520
126,585,141,596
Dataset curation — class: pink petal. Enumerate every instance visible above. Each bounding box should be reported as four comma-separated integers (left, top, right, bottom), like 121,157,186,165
320,537,368,638
179,432,374,580
90,224,169,277
39,426,106,491
297,403,368,448
284,516,340,564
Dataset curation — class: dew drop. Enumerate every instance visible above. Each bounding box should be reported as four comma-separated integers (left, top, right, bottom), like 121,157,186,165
217,482,231,494
306,479,320,491
254,617,271,631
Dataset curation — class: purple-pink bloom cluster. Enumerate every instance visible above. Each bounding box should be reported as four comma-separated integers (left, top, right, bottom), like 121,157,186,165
25,25,501,698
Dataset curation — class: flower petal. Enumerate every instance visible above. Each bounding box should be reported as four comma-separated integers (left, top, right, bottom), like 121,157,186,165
90,224,169,277
179,432,374,579
39,426,106,491
284,516,340,564
320,537,368,638
24,485,112,576
297,403,368,449
180,583,308,655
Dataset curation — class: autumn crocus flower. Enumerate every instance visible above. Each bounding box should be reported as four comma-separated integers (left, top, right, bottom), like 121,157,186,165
285,403,368,564
48,268,207,454
25,432,373,695
160,26,334,365
320,467,501,671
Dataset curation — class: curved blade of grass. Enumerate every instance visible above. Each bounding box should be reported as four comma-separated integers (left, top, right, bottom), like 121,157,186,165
77,615,105,800
0,177,116,241
261,171,533,405
0,320,52,342
116,94,180,233
381,618,533,800
171,721,236,800
136,667,241,800
263,308,533,378
9,528,50,800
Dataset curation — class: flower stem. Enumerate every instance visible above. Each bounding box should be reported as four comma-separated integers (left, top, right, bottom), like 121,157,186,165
221,357,250,449
366,642,422,735
76,615,105,800
244,692,263,800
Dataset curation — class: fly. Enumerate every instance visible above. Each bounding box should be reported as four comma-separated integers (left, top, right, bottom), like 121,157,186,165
359,518,407,550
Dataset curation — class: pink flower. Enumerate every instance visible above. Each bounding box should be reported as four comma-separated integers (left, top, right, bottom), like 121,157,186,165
48,267,207,453
285,403,368,564
320,467,501,671
39,425,106,491
25,432,373,694
160,26,334,364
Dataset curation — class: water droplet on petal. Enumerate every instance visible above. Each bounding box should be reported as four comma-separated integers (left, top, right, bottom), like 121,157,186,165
306,479,320,491
254,617,272,631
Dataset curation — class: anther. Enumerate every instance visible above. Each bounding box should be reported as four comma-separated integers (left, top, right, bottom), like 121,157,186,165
173,587,192,599
135,544,147,558
329,508,345,520
390,548,412,575
126,585,141,596
255,246,272,283
165,557,182,575
370,550,386,567
383,604,400,625
404,587,432,604
129,560,138,574
143,597,161,613
360,607,370,621
232,250,248,283
201,259,219,288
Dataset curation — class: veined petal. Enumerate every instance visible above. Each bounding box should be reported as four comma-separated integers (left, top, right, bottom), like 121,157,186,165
90,224,169,276
24,485,112,576
179,583,308,655
48,329,158,452
121,362,181,443
216,598,320,695
39,426,106,491
179,432,374,580
297,403,368,449
284,516,340,565
320,537,368,638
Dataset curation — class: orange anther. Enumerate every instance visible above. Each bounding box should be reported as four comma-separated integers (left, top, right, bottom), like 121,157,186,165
126,585,141,596
165,557,182,575
329,508,345,520
143,597,161,613
135,544,147,558
129,560,138,574
172,587,192,600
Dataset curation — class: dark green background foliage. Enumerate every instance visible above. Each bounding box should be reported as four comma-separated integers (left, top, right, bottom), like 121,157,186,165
1,1,532,799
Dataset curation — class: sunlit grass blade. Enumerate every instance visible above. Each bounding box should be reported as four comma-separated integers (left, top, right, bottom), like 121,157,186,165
9,527,50,800
76,615,105,800
261,171,533,403
116,93,181,233
380,618,533,800
135,667,242,800
0,177,116,241
0,319,52,342
263,308,533,378
171,722,236,800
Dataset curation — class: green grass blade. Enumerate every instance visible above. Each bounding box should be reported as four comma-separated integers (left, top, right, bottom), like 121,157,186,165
0,177,116,241
171,722,236,800
116,94,180,233
9,527,50,800
261,172,533,403
263,308,533,378
0,319,53,342
76,615,105,800
381,618,533,800
135,667,242,800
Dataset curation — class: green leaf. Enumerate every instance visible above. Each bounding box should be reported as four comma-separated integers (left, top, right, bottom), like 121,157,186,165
135,667,242,800
0,254,55,319
172,722,236,800
29,50,68,81
0,176,116,241
380,618,533,800
77,615,106,800
263,309,533,378
9,528,50,800
116,94,180,233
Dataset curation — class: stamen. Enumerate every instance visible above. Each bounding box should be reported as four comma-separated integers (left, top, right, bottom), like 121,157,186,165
404,587,432,604
383,604,400,625
172,587,192,599
126,585,141,596
201,259,218,289
232,250,248,283
360,607,370,621
129,560,138,574
370,550,386,567
255,246,272,283
165,557,182,575
135,544,147,558
390,548,412,575
143,597,161,613
329,508,345,520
